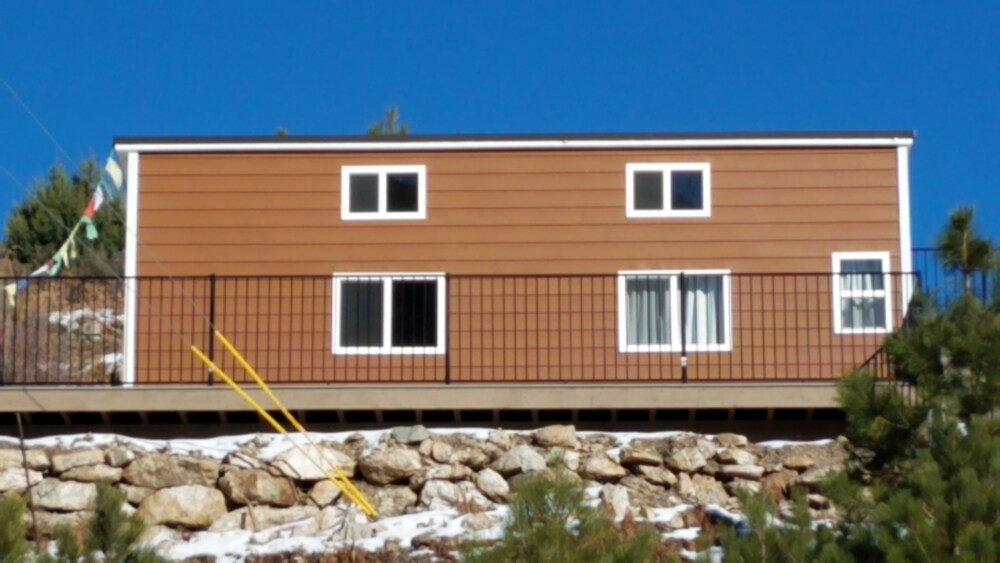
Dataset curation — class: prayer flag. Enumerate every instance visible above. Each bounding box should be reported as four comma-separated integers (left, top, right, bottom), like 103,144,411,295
104,154,123,190
4,283,15,307
84,185,105,219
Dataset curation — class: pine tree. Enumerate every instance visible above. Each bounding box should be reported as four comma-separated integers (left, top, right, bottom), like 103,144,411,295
0,494,31,562
712,212,1000,560
367,106,409,136
462,468,673,563
4,159,124,276
936,207,994,296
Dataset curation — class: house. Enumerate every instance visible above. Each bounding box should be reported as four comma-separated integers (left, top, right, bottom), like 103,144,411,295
1,132,917,429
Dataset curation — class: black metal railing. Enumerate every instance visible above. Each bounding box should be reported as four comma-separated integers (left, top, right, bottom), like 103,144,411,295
1,272,920,386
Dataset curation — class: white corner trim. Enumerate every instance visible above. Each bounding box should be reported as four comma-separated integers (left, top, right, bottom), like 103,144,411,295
896,146,914,311
114,136,915,154
122,152,140,387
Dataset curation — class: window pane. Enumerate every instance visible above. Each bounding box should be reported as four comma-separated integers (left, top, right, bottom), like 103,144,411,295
387,173,420,212
625,277,671,345
633,172,664,210
841,297,886,330
671,171,703,211
684,275,725,346
392,280,438,347
340,280,383,346
840,259,885,290
349,174,379,212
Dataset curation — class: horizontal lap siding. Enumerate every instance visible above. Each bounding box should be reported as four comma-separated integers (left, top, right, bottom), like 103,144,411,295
133,147,901,384
137,148,900,275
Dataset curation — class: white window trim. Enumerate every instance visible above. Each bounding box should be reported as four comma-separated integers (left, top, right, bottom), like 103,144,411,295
341,165,427,220
617,269,732,353
625,162,712,218
831,252,892,335
332,272,446,355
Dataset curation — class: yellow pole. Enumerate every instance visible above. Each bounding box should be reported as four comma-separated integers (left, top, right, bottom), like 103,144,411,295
212,331,376,515
190,345,375,516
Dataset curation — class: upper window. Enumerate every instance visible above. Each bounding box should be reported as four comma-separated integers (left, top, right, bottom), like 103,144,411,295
625,163,711,218
832,252,892,334
617,270,731,352
341,165,427,220
333,273,446,354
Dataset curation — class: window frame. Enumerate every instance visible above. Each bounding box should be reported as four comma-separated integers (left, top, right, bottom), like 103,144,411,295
341,165,428,220
831,251,892,335
625,162,712,218
332,272,446,355
617,269,732,353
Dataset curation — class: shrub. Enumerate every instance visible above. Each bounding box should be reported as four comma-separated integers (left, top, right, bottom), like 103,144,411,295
462,469,675,563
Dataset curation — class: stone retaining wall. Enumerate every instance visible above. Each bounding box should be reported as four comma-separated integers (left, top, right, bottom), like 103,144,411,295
0,426,848,556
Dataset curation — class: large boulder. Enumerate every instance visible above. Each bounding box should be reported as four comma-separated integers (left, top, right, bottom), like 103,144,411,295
137,485,226,529
634,465,678,487
535,425,580,449
420,479,491,512
0,467,43,493
715,433,749,448
620,446,663,466
716,448,758,466
391,425,430,445
209,505,318,532
118,484,154,506
475,468,510,502
26,510,92,542
490,445,546,476
782,454,817,471
50,450,105,474
358,448,423,485
600,484,631,520
410,463,474,487
122,454,220,489
579,455,627,482
761,470,799,499
619,476,672,509
0,448,49,471
61,464,123,483
719,465,765,481
676,473,729,506
218,468,297,507
105,447,137,468
666,447,707,473
308,480,342,507
270,444,356,481
31,479,97,512
351,483,417,518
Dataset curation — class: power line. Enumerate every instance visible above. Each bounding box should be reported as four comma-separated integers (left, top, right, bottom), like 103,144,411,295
0,75,73,164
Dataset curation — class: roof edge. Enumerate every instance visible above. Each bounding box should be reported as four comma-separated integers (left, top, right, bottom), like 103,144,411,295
114,131,916,152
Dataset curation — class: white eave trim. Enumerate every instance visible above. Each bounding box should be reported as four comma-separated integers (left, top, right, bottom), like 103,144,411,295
114,137,915,153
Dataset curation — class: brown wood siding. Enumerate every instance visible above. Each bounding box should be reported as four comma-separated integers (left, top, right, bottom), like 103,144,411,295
132,147,902,384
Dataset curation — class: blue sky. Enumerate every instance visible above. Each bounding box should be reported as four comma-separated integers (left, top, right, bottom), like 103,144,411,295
1,1,997,250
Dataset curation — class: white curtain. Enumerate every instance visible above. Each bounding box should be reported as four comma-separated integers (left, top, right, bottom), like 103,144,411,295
626,277,670,345
684,275,724,347
840,261,886,330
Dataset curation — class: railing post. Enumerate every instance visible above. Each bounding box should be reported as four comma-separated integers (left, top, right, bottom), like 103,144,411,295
679,273,688,383
206,274,216,386
444,274,451,385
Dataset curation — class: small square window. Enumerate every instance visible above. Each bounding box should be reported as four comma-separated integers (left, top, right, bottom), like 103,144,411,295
342,166,427,220
334,274,446,354
626,163,711,218
832,252,892,334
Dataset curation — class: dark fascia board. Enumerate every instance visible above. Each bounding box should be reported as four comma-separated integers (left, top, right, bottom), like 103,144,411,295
115,130,916,146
